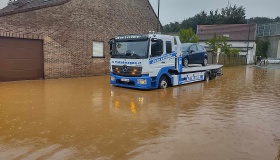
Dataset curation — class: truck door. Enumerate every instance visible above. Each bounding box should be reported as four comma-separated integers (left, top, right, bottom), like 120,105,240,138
149,39,175,77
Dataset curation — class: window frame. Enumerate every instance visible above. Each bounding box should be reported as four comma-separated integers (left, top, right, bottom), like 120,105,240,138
92,41,105,58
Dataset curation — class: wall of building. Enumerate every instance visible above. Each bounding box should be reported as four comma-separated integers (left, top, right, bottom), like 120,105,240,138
260,36,280,58
198,41,256,64
0,0,158,79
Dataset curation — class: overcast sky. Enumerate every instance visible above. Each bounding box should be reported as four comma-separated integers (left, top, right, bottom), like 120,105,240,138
149,0,280,24
0,0,279,25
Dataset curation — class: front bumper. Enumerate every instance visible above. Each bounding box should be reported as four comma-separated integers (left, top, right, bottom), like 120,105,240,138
110,73,154,89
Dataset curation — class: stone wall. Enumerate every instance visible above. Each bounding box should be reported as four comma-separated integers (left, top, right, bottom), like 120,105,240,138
0,0,158,79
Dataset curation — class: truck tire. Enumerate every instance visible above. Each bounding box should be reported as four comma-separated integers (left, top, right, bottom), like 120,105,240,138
202,58,207,66
183,58,189,67
204,72,210,81
158,76,169,89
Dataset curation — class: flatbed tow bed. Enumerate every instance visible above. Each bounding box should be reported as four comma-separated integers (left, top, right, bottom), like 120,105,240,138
180,65,223,73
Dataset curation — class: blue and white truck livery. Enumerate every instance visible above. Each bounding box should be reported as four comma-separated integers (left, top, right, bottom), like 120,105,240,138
109,33,222,89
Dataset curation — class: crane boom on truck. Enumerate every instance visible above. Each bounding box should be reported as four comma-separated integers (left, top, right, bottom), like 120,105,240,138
108,32,222,90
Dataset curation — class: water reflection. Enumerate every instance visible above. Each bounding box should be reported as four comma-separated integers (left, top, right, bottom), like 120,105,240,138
0,66,280,159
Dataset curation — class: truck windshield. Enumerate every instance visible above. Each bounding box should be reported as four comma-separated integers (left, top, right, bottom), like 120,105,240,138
112,40,149,59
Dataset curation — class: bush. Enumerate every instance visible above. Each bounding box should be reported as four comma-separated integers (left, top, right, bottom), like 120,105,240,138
230,48,239,55
179,28,199,43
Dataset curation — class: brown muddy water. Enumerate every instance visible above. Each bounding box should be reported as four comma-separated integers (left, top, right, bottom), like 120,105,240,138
0,65,280,160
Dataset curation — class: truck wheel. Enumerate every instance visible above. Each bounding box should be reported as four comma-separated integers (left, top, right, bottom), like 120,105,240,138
183,58,189,67
204,72,210,81
202,58,207,66
159,76,169,89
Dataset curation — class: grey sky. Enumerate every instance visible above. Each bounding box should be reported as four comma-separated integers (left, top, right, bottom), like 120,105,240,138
149,0,280,24
0,0,279,25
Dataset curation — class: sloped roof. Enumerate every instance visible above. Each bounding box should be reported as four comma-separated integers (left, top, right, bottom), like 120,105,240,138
197,24,257,41
0,0,70,17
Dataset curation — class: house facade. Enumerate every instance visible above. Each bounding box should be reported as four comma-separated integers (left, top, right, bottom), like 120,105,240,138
197,24,257,64
257,22,280,59
0,0,158,82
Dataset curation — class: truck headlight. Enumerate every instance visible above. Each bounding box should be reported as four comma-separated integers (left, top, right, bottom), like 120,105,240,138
137,79,147,85
111,76,115,81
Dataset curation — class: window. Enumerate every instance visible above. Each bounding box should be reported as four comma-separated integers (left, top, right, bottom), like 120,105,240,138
92,41,104,58
166,41,172,53
190,45,197,52
151,39,163,57
182,44,192,51
197,45,203,51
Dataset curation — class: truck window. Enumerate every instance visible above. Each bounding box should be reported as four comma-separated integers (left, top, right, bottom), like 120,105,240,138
151,39,163,57
166,41,172,53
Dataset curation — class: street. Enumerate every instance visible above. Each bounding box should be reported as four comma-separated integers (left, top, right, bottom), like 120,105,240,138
0,65,280,160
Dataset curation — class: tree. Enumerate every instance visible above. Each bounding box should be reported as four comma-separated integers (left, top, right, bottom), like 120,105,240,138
274,16,280,22
256,38,269,57
162,5,246,33
162,22,181,33
217,36,231,54
220,5,246,24
179,28,198,43
206,33,235,55
205,33,218,53
250,17,274,24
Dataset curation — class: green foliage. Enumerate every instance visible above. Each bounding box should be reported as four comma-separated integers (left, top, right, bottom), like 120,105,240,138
250,16,280,24
205,33,230,53
230,48,240,55
217,36,231,54
161,7,280,33
179,29,199,43
205,33,218,53
162,22,181,33
256,38,269,57
162,5,246,33
220,5,246,24
206,33,238,55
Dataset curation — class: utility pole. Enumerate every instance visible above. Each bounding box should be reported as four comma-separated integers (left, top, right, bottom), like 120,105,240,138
157,0,160,32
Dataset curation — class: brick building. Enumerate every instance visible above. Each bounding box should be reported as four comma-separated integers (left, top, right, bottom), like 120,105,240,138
0,0,158,81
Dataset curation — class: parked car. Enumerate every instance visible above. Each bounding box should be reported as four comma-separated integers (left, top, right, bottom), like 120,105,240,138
181,43,208,67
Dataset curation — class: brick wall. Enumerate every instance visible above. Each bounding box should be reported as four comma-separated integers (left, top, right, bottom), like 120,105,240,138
0,0,158,79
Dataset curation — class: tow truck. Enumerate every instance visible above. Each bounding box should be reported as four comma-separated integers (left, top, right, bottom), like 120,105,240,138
109,32,222,90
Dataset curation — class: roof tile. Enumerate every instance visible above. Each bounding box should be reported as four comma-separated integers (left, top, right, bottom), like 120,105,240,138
0,0,70,17
197,24,257,41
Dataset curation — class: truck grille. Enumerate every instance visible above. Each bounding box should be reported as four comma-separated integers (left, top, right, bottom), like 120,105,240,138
112,65,142,77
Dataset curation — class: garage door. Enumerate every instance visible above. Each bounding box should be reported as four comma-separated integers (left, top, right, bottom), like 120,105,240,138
0,37,44,82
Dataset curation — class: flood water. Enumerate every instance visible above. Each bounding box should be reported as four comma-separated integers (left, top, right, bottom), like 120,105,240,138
0,65,280,160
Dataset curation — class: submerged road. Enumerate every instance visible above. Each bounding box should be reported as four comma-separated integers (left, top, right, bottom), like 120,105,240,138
0,65,280,160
